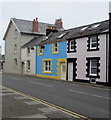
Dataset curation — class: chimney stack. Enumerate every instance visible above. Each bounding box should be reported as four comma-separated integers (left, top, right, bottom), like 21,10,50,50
54,18,63,28
32,18,38,32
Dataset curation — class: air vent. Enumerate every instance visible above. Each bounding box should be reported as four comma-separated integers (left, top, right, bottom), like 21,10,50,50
90,78,96,84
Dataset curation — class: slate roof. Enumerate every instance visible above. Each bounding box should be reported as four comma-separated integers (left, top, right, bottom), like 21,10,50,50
12,18,58,35
38,19,109,46
3,18,63,40
22,36,46,48
67,19,109,39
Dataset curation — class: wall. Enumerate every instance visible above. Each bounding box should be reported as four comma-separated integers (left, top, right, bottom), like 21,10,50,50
4,22,37,74
36,41,67,79
67,34,107,83
21,46,36,75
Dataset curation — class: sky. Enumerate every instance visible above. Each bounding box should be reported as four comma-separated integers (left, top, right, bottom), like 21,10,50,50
0,1,110,54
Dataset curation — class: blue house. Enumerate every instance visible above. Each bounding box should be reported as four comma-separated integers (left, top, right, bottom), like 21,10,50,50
36,31,68,80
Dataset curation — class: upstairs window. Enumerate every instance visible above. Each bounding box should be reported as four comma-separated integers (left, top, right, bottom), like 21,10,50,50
70,40,74,51
14,44,17,54
87,36,99,51
38,46,43,55
90,36,98,49
27,47,30,55
52,43,59,54
67,39,76,53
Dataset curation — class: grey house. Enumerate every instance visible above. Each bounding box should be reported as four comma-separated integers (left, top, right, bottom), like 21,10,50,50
3,17,63,74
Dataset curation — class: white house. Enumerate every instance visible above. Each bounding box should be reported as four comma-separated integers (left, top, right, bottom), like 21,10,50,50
67,20,109,84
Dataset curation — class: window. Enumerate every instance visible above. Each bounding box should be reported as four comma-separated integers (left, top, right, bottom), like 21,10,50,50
70,40,74,51
57,32,68,39
14,44,17,53
87,36,99,51
52,43,59,54
68,39,76,53
27,60,30,70
86,57,100,78
38,46,43,55
27,47,30,55
14,59,17,67
14,29,18,39
90,36,97,49
90,59,97,76
42,59,52,74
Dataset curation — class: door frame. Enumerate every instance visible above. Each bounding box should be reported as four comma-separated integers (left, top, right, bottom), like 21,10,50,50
67,58,77,81
56,58,67,80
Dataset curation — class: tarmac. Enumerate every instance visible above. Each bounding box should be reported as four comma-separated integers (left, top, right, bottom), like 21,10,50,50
0,86,82,120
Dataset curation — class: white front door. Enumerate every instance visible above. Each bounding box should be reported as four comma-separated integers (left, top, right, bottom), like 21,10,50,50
60,62,66,80
68,62,73,81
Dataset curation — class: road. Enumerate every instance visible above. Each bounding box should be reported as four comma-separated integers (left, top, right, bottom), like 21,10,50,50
2,73,111,119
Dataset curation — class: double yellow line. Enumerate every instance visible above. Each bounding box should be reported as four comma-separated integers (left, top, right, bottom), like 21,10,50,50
1,85,92,120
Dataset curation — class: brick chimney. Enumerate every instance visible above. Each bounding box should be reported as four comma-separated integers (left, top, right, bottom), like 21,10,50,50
32,18,38,32
54,18,63,28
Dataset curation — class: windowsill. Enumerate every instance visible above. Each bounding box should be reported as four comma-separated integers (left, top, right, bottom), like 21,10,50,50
42,71,52,74
87,48,99,51
38,53,43,55
52,52,59,54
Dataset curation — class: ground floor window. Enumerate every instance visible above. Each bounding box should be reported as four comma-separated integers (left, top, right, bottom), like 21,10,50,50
14,59,17,67
86,57,100,78
90,59,98,76
27,60,30,70
42,59,52,74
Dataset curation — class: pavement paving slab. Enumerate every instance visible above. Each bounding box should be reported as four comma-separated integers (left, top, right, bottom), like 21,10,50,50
1,87,82,120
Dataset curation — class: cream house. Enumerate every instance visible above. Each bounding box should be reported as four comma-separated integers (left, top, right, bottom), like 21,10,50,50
3,17,63,74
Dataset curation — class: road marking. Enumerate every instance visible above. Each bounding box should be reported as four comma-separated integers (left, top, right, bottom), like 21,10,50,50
29,81,53,88
69,90,111,99
0,85,92,120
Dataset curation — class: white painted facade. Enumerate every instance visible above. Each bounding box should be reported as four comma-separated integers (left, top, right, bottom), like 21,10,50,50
67,33,109,83
21,46,36,75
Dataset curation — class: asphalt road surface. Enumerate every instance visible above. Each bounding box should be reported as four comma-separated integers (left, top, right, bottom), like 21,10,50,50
2,73,111,119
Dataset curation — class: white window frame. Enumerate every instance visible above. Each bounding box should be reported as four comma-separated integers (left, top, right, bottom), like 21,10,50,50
89,59,97,76
70,40,74,51
90,36,97,50
44,61,51,72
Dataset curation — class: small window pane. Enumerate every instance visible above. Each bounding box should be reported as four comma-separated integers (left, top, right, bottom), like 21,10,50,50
91,43,97,48
91,68,97,74
91,60,97,66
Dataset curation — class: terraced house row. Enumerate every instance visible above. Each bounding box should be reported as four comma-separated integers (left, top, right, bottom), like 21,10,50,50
3,17,110,85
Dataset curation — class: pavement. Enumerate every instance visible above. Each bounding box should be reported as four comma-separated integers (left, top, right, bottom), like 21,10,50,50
0,86,82,120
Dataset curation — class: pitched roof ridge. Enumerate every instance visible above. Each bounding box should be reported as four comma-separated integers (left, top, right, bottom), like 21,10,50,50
67,19,109,31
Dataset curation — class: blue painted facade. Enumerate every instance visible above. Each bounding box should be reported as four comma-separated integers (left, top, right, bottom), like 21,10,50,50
36,41,67,79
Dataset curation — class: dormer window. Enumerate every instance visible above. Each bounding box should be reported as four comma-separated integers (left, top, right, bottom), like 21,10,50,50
87,36,99,51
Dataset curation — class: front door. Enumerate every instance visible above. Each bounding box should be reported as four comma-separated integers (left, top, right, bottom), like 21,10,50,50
68,62,73,81
60,62,66,80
